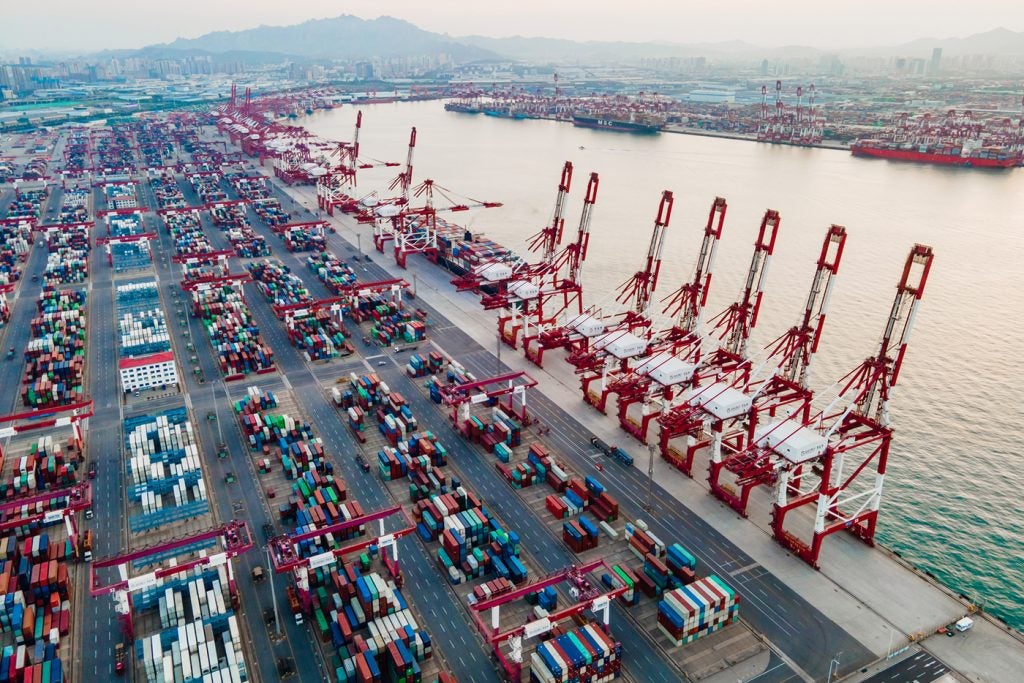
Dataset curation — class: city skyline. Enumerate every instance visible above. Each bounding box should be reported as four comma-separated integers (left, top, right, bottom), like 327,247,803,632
5,1,1024,53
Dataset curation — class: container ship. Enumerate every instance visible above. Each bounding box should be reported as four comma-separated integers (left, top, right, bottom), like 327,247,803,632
851,140,1021,168
572,112,665,134
851,107,1024,169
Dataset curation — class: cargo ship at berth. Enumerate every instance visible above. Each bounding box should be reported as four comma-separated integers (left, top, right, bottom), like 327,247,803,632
851,140,1022,168
572,113,665,134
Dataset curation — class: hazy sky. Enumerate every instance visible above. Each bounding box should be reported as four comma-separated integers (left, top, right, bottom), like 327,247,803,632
5,1,1022,52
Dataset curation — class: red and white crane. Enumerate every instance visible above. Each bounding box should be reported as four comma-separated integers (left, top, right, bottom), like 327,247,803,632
89,520,254,640
525,190,672,369
317,113,401,215
611,206,777,443
468,561,629,681
371,178,502,268
501,167,599,352
662,224,843,476
576,197,727,415
435,365,539,428
710,243,932,568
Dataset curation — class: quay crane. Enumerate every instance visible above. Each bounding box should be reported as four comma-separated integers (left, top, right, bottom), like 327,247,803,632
574,197,727,414
524,190,672,368
608,207,779,443
709,243,932,567
660,224,844,475
316,111,400,216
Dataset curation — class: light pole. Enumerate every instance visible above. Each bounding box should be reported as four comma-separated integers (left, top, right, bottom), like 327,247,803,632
267,546,282,637
496,314,502,374
646,443,656,511
826,651,842,683
356,233,362,259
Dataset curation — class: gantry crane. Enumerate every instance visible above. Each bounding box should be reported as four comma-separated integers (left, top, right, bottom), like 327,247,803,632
435,366,539,429
662,224,843,476
89,521,254,641
611,206,777,443
316,111,400,215
491,166,598,352
515,171,598,353
0,400,94,460
95,233,159,267
468,561,628,681
0,483,91,550
710,243,932,568
576,197,727,415
372,179,502,268
267,505,415,613
453,161,573,294
525,190,671,369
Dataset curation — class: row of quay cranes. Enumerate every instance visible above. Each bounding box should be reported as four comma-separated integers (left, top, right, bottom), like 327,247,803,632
757,81,824,145
514,182,676,370
703,242,933,568
728,243,932,567
570,196,734,426
446,161,596,353
657,224,847,475
367,127,504,269
584,204,783,445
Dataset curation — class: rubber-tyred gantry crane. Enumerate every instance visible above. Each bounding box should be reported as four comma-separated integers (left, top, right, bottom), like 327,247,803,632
436,366,539,429
0,483,91,548
663,223,842,476
469,561,628,681
89,520,254,640
267,505,415,613
711,243,932,568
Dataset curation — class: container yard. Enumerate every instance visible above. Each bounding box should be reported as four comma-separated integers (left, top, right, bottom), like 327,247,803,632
123,408,211,536
307,251,358,294
0,93,1014,683
24,287,87,408
0,219,31,287
413,359,765,679
0,409,89,683
115,278,178,396
185,276,275,380
41,224,91,287
6,186,48,221
246,259,311,310
234,384,453,683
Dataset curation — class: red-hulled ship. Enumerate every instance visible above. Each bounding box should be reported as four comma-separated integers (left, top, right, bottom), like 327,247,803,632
852,141,1021,168
852,105,1024,169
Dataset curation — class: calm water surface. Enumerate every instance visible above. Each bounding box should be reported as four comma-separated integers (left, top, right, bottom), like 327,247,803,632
302,102,1024,628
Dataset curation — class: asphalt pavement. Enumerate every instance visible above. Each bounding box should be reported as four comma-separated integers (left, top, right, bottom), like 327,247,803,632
862,651,950,683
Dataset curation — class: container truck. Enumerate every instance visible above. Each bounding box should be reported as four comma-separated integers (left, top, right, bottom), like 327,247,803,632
286,585,303,624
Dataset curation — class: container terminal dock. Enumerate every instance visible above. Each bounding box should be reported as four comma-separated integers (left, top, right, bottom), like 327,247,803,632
0,95,1019,683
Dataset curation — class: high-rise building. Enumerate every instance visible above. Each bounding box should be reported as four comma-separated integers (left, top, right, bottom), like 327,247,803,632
929,47,943,75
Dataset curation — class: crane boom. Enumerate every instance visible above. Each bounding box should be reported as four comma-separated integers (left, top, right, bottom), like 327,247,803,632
556,172,598,286
616,191,673,317
661,197,726,332
528,161,572,265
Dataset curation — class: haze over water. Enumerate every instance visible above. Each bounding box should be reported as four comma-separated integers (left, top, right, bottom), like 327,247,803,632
303,101,1024,628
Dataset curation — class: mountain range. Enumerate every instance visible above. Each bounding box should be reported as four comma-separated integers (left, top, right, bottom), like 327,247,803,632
128,16,1024,65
